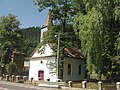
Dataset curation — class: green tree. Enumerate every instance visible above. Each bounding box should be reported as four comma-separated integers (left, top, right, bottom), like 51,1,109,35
34,0,81,79
74,0,120,80
0,14,22,67
22,40,39,58
74,9,103,78
34,0,81,50
6,61,17,77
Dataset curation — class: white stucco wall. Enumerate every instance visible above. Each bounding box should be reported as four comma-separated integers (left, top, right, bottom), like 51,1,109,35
40,27,47,42
29,56,57,82
29,44,57,82
63,58,85,82
32,44,54,57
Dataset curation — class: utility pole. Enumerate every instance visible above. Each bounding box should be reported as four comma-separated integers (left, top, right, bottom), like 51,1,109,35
56,34,60,79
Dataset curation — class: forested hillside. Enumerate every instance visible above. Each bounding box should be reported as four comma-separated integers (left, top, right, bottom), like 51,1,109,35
21,27,40,42
20,27,41,58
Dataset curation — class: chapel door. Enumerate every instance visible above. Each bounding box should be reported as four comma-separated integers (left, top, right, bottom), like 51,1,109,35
38,70,44,80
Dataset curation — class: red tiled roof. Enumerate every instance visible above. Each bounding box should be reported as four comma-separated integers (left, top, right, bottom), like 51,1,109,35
45,15,50,26
64,48,83,59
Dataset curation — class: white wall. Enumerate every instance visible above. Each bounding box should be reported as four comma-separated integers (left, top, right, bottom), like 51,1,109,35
63,58,85,82
29,56,57,82
32,44,54,57
29,44,57,82
40,27,47,42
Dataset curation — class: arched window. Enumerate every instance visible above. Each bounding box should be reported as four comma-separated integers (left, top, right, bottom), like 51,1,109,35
68,64,71,75
79,65,81,75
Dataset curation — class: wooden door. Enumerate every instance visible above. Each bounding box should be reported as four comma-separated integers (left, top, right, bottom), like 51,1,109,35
38,70,44,80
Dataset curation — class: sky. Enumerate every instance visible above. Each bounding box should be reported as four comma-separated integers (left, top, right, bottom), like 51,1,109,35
0,0,48,28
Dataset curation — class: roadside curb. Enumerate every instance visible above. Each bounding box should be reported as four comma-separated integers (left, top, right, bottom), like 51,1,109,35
62,87,97,90
0,81,38,89
38,83,61,89
0,81,97,90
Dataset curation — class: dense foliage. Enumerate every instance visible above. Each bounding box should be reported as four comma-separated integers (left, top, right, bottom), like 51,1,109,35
0,14,22,75
35,0,120,81
0,14,40,76
21,27,40,42
0,14,22,65
6,61,17,77
74,0,120,81
20,27,40,58
34,0,81,53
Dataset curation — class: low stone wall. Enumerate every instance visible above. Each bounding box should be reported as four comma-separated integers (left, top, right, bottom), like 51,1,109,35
0,74,28,83
67,80,120,90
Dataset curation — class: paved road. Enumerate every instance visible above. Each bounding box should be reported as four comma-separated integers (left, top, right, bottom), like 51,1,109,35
0,83,41,90
0,82,62,90
0,81,97,90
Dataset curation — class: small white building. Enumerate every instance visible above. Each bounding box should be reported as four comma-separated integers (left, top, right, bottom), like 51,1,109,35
29,15,85,82
29,44,85,82
29,44,57,82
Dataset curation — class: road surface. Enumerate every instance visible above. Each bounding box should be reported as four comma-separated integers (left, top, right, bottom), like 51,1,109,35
0,83,61,90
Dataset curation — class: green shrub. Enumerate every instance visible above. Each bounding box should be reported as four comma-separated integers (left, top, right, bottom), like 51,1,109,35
87,82,98,89
16,80,24,83
68,82,98,89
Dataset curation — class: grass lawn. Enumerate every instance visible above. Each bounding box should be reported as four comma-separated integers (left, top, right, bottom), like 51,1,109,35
68,82,116,90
